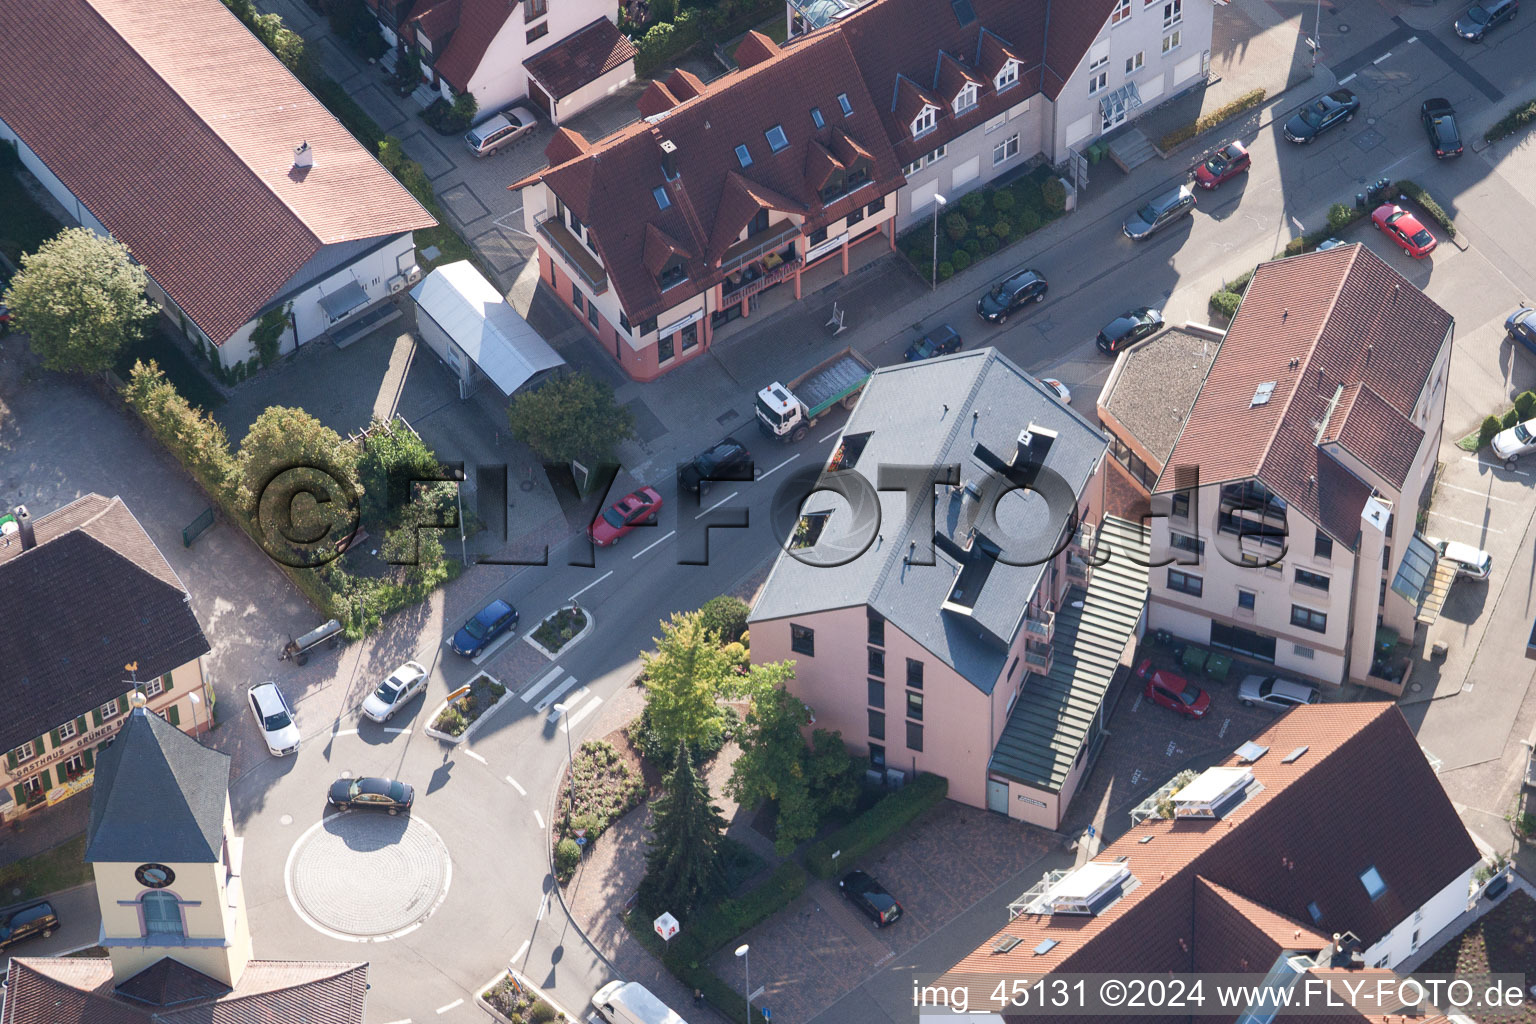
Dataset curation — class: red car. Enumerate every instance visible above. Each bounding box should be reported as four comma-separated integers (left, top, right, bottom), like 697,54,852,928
1137,659,1211,718
1194,141,1251,189
589,487,663,546
1371,203,1437,259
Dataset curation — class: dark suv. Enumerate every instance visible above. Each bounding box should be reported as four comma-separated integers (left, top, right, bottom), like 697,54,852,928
840,870,902,927
976,268,1048,324
678,438,753,494
0,900,58,950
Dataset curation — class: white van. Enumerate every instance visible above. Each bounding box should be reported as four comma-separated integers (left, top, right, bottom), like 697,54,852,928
1439,539,1492,580
592,980,691,1024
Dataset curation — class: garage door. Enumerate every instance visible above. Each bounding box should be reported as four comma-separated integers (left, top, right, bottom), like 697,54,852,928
1210,622,1276,662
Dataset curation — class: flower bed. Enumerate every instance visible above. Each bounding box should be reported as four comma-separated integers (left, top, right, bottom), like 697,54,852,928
896,164,1066,283
426,673,508,741
553,739,646,882
1157,88,1266,152
479,970,578,1024
526,605,592,658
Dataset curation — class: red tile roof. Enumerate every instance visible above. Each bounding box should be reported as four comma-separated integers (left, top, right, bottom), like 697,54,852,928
545,127,592,165
665,68,708,101
1156,245,1451,545
0,0,435,345
524,17,637,100
734,30,781,69
418,0,512,92
943,704,1478,984
637,81,681,117
408,0,461,45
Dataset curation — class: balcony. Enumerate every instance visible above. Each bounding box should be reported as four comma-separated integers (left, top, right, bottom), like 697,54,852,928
1023,606,1055,642
1066,554,1091,583
1023,640,1054,674
721,255,803,307
1069,522,1096,560
719,223,801,278
536,216,607,294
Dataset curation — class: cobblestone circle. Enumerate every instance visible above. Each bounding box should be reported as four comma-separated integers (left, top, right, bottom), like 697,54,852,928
289,812,451,937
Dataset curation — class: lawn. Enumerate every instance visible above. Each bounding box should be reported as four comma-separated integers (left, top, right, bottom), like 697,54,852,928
1418,887,1536,1024
115,327,224,411
0,835,92,902
0,164,63,266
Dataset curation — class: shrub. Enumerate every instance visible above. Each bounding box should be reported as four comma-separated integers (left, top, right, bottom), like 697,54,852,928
1327,202,1357,232
1503,408,1521,430
960,191,987,217
1486,95,1536,144
122,361,237,504
1041,176,1067,214
804,773,948,878
433,705,467,736
944,212,969,242
1391,180,1457,238
1017,207,1042,234
907,247,928,265
991,219,1011,240
555,838,581,879
991,189,1015,213
529,1000,559,1024
1210,289,1242,320
697,595,751,644
662,862,808,964
937,261,954,281
973,223,990,239
952,250,972,272
1479,415,1504,450
980,235,1000,254
963,238,982,256
1157,88,1266,151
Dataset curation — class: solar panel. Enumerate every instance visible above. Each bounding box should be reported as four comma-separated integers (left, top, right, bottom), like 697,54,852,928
951,0,976,25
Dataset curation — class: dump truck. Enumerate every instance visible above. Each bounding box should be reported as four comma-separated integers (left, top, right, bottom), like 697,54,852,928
755,347,875,443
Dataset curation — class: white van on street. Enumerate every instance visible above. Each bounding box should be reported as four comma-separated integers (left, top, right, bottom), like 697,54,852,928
592,980,691,1024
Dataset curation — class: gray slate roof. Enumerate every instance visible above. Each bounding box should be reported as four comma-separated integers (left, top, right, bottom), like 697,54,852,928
1099,326,1221,466
0,495,210,753
86,709,230,864
750,348,1107,691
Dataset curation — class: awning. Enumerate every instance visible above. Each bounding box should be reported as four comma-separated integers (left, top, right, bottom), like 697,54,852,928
1099,82,1142,119
1391,533,1456,625
319,280,371,321
410,261,565,397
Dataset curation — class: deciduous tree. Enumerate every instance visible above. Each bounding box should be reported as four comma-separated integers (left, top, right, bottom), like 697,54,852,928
641,611,743,759
237,406,361,551
507,373,635,467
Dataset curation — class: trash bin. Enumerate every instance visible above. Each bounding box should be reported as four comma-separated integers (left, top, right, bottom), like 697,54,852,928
1355,192,1367,210
1086,142,1106,165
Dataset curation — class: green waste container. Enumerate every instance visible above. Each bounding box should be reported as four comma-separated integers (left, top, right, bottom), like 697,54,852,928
1086,141,1107,165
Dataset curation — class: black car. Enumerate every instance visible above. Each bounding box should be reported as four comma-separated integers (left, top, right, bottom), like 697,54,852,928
1420,99,1463,158
1096,307,1165,353
329,776,415,814
0,900,58,950
904,324,962,361
1456,0,1518,40
840,869,902,927
976,268,1048,324
1283,89,1359,143
677,438,753,494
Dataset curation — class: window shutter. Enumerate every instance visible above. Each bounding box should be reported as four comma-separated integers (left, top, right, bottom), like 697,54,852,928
163,672,174,691
167,706,181,727
117,695,129,715
12,785,24,806
83,748,94,770
37,767,50,789
49,729,61,749
75,716,88,734
35,736,48,756
5,750,15,770
92,708,103,727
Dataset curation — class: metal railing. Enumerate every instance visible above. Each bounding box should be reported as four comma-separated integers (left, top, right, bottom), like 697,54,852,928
535,216,607,293
720,256,803,307
1023,641,1054,674
1066,555,1091,582
718,223,801,277
1024,607,1055,640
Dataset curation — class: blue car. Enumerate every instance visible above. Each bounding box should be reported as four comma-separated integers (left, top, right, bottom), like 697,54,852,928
451,599,519,657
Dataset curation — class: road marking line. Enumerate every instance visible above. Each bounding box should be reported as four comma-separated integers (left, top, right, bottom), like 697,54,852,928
380,1019,413,1023
1406,35,1418,43
632,529,676,559
521,665,564,704
819,428,841,442
568,570,612,602
1338,73,1357,84
383,726,410,734
436,1000,463,1014
1373,51,1393,64
1428,510,1505,534
759,453,800,480
463,749,486,764
534,810,545,829
511,939,529,964
548,687,589,723
535,676,581,712
1463,455,1529,477
694,491,739,518
335,728,358,738
537,892,550,921
505,775,526,795
563,696,603,732
1439,482,1523,504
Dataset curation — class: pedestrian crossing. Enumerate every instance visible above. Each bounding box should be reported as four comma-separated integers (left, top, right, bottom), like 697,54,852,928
518,666,602,734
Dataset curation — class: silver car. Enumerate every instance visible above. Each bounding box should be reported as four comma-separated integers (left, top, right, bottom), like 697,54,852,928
1237,674,1320,710
1492,417,1536,461
361,660,429,723
464,105,539,157
1123,185,1196,240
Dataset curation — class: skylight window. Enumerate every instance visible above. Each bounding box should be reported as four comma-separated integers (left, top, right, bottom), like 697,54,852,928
811,106,825,129
1032,939,1058,955
951,0,976,25
838,93,853,117
652,186,671,210
1251,381,1277,407
1359,866,1387,900
1306,901,1323,924
765,125,789,152
735,144,753,168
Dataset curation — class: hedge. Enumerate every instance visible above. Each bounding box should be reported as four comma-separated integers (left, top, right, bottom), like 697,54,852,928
1486,94,1536,144
1392,179,1456,238
665,861,807,965
897,165,1063,280
623,914,770,1024
1157,88,1266,152
804,773,948,878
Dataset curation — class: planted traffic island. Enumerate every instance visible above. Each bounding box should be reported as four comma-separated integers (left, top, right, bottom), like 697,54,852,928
525,604,592,659
478,969,581,1024
424,672,510,743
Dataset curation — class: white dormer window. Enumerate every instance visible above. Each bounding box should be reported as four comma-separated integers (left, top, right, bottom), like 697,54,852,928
912,105,937,138
995,60,1019,91
953,82,978,114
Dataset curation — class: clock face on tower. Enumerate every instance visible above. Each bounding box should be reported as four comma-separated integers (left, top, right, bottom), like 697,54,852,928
135,863,175,888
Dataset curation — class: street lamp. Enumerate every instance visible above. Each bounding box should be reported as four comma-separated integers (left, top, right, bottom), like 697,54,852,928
930,193,947,290
735,943,751,1023
554,702,577,826
188,689,203,736
1312,0,1322,67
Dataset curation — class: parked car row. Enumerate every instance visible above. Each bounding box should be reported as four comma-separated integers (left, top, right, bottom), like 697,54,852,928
1137,658,1325,718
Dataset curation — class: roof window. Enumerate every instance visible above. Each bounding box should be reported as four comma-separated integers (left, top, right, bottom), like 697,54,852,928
1171,765,1257,819
1251,381,1277,406
1235,741,1268,763
652,186,671,210
951,0,976,25
1360,866,1387,900
765,125,789,152
838,93,853,117
1035,862,1135,916
735,144,753,168
1306,901,1323,924
811,106,825,129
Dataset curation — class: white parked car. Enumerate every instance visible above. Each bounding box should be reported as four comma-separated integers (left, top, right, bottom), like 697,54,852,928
248,682,300,756
1237,674,1320,710
361,660,429,723
1041,378,1072,404
464,105,539,157
1436,538,1492,580
1491,417,1536,461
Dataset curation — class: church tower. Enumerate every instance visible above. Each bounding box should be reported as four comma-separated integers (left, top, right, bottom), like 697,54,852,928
84,700,253,987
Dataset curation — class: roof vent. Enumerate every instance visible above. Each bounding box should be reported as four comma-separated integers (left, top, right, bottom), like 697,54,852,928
1283,745,1310,764
1250,381,1277,407
12,505,35,550
660,139,679,180
293,141,313,168
1171,765,1256,819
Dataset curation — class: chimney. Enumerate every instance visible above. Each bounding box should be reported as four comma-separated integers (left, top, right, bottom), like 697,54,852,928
14,505,34,550
1013,423,1058,468
293,141,314,169
660,139,678,180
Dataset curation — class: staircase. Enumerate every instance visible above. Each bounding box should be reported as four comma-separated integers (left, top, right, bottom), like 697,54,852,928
1107,128,1158,173
410,81,439,110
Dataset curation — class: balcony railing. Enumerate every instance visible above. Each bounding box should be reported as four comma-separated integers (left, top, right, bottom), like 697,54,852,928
536,216,607,294
1066,555,1091,583
1023,640,1054,674
721,256,803,307
1069,522,1096,559
1023,606,1055,641
718,223,801,278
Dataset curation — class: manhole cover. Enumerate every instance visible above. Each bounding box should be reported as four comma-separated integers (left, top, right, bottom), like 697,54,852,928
1338,22,1350,32
1352,129,1384,152
1410,682,1423,693
286,813,452,941
279,814,293,826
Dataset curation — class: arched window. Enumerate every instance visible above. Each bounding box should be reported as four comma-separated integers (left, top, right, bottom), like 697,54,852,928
142,891,183,938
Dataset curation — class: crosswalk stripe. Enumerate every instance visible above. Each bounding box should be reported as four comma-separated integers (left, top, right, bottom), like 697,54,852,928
546,686,588,723
520,665,564,704
535,675,581,712
563,696,603,733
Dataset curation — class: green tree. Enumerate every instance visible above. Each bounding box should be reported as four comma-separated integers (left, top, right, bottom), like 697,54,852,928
641,611,744,760
450,91,479,131
122,361,237,502
639,742,727,920
4,227,156,374
237,406,361,548
697,595,751,645
726,683,821,855
507,372,635,466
